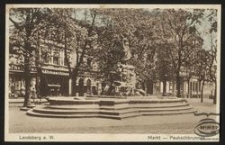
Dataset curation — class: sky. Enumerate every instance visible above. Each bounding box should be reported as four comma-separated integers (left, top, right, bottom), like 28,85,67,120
195,10,217,50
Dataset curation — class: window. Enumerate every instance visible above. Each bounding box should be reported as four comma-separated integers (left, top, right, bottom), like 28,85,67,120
42,48,51,64
53,56,59,65
53,51,60,65
42,52,49,63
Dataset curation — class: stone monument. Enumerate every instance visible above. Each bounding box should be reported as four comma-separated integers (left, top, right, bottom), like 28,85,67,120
102,35,139,96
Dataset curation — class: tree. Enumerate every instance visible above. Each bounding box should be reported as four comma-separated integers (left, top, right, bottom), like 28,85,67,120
156,9,205,97
45,8,98,96
93,9,159,94
207,9,218,104
194,49,211,102
9,8,48,107
182,41,197,98
155,43,174,96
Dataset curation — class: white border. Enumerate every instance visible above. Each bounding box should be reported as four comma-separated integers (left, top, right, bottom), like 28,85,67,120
5,4,221,9
5,4,221,142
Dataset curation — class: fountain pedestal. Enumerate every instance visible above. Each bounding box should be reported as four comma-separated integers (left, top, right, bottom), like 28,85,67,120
27,97,196,119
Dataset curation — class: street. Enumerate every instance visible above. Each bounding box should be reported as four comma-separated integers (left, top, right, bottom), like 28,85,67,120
8,98,217,134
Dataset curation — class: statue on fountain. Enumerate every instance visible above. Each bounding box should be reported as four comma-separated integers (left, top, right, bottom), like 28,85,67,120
121,35,132,64
111,34,136,96
101,34,145,97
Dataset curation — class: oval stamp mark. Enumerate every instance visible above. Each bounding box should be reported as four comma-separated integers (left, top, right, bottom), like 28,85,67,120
194,112,220,137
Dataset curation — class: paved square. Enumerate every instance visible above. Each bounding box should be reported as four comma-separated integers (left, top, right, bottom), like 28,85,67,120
8,98,217,134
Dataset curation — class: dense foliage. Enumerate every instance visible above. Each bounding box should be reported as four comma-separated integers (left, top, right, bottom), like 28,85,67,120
9,8,218,105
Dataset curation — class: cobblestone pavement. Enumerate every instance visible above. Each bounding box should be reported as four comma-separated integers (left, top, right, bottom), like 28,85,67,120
7,98,217,134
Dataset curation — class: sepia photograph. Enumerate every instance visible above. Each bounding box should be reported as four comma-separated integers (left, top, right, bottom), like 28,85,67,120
5,4,221,142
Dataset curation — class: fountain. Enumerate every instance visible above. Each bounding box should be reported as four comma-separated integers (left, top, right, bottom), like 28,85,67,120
97,35,145,97
26,36,196,119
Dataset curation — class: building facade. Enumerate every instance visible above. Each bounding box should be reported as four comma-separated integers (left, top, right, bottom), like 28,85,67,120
8,39,215,98
9,39,101,98
151,76,215,98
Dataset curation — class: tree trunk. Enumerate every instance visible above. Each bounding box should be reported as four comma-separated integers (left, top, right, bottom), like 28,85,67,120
187,79,190,98
201,81,205,103
172,81,175,96
40,73,47,97
23,57,31,107
36,32,41,99
162,80,166,96
72,71,78,96
176,71,181,97
72,78,77,96
36,68,41,99
23,21,33,107
197,80,200,99
145,81,147,96
213,80,217,104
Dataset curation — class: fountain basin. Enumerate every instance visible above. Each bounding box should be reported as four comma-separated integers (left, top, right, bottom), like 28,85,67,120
27,96,196,119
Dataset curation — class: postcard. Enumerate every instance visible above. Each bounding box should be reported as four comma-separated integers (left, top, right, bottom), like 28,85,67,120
5,4,221,142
